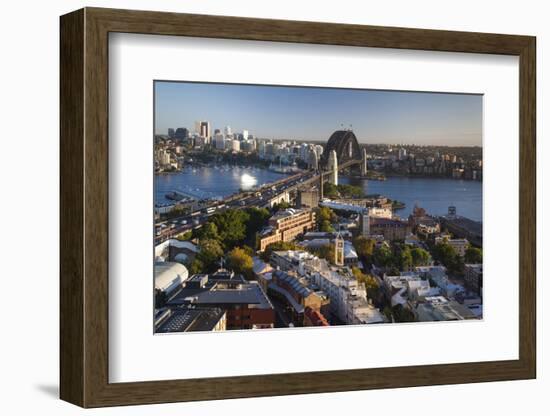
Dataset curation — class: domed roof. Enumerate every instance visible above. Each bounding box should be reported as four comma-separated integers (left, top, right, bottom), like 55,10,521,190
154,261,189,291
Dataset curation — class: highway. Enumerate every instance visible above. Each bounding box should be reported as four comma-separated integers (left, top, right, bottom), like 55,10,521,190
154,169,318,244
154,159,362,245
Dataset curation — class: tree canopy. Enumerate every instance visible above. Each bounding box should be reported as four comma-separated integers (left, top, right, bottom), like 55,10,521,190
210,209,250,248
432,242,464,274
464,246,482,264
410,247,431,266
323,183,364,199
317,206,337,225
227,247,254,279
195,222,219,241
193,238,224,273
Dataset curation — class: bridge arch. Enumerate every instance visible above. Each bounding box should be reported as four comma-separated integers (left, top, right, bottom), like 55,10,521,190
321,130,362,169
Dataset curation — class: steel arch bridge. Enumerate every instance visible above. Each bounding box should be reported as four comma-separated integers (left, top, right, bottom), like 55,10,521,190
320,130,362,170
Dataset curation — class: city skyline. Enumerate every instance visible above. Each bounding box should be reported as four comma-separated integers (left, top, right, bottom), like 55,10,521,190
155,81,483,146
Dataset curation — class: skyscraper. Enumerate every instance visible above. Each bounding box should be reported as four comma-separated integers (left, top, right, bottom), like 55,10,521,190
174,127,189,140
199,121,210,140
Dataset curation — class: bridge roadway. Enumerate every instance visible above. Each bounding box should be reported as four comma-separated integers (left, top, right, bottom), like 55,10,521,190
154,159,362,245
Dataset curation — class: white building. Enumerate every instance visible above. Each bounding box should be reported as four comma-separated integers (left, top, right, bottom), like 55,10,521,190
398,147,407,160
369,207,393,219
383,272,440,306
154,261,190,298
231,139,241,152
415,266,450,295
272,251,386,324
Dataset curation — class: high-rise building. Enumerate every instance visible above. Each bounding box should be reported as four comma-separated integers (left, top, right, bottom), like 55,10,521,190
398,147,407,160
214,132,225,150
174,127,189,140
231,139,241,152
168,128,175,138
199,121,210,140
224,125,232,136
242,130,249,141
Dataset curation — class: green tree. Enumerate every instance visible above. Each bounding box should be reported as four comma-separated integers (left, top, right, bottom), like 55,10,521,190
244,207,270,243
410,247,431,266
195,222,219,241
323,182,339,198
373,245,393,268
196,238,224,272
272,201,291,212
464,246,482,264
353,236,376,260
336,184,364,198
432,243,463,274
352,267,380,300
188,258,204,275
211,209,250,248
320,220,335,232
316,206,337,227
399,247,414,271
227,247,254,279
176,230,193,241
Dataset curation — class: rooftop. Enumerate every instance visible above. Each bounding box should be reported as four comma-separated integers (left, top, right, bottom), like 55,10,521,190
273,270,313,299
155,307,225,333
154,261,189,292
416,296,477,321
167,279,273,310
371,217,409,228
270,208,310,221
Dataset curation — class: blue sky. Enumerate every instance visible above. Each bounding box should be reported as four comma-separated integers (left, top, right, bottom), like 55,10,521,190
154,81,482,146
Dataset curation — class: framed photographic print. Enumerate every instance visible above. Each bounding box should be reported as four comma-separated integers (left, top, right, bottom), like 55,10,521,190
60,7,536,408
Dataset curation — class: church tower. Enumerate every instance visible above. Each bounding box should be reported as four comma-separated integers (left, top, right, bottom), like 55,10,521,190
334,233,345,266
361,208,370,237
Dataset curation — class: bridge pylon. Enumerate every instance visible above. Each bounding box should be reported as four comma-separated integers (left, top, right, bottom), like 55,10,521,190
361,148,368,177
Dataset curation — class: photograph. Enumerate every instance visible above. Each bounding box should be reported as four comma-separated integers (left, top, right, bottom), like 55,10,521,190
153,81,484,333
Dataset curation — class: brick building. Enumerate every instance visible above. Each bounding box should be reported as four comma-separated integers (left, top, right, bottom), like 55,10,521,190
259,208,316,251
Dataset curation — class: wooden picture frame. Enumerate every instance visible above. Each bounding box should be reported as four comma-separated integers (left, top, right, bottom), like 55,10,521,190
60,7,536,408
